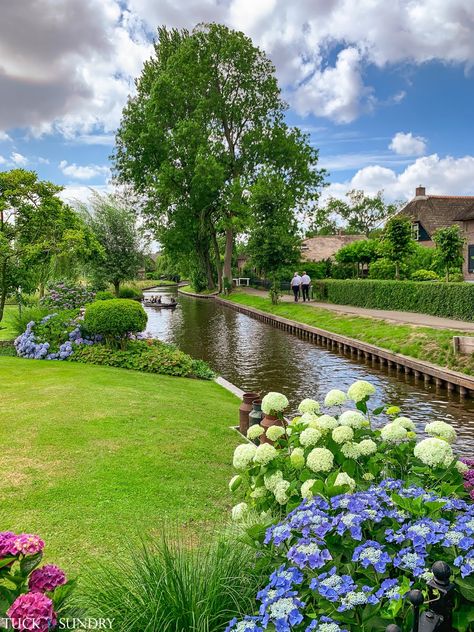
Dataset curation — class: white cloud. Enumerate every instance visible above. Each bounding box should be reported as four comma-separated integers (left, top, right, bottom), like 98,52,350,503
59,183,115,204
59,160,110,181
10,152,28,166
389,132,427,156
0,155,6,164
0,131,11,142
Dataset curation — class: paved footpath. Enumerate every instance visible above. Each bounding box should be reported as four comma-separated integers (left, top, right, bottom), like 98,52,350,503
242,288,474,333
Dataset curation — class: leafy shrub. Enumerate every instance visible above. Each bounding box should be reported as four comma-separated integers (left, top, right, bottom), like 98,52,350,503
70,339,215,379
411,269,439,282
73,532,269,632
83,299,147,344
118,286,142,300
312,279,474,321
368,258,405,280
231,382,464,516
12,306,51,337
229,479,474,632
0,530,74,630
0,341,16,356
41,282,96,310
94,291,115,301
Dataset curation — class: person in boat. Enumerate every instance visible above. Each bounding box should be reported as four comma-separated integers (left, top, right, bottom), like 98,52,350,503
169,296,176,305
156,295,162,304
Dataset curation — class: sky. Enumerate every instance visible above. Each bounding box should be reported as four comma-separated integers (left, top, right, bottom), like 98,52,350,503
1,0,474,206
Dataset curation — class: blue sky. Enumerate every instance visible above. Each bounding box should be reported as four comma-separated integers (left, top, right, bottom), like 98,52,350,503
1,0,473,205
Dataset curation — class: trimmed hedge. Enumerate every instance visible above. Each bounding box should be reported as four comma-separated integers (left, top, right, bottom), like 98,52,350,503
84,299,147,340
312,279,474,321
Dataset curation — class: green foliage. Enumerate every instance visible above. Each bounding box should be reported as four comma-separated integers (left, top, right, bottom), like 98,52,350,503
71,339,215,380
312,279,474,320
368,258,404,280
335,239,381,277
94,291,115,301
411,269,440,282
324,189,400,236
83,299,147,344
269,278,282,305
73,532,268,632
118,285,143,300
33,311,79,352
381,216,416,279
433,224,465,281
11,306,51,337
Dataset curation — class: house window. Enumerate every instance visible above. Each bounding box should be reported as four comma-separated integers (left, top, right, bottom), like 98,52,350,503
412,222,420,241
469,245,474,273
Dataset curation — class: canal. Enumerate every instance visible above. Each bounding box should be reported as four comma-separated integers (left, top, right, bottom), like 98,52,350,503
144,286,474,452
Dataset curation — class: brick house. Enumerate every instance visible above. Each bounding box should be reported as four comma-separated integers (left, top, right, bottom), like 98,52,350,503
301,234,366,262
400,186,474,281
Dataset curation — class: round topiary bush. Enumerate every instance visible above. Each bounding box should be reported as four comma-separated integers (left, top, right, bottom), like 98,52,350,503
411,268,439,282
83,299,147,345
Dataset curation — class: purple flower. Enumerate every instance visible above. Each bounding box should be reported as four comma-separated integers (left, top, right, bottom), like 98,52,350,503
310,567,356,602
28,564,66,593
7,592,56,632
0,532,17,557
225,617,263,632
287,538,332,570
352,540,392,573
393,547,426,577
13,534,45,556
305,616,348,632
454,550,474,578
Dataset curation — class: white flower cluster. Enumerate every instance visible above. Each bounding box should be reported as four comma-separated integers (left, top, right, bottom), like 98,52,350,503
393,416,415,431
347,380,376,403
381,422,409,444
341,442,362,459
300,427,322,447
301,479,316,499
300,412,318,426
231,502,248,521
314,414,338,432
332,426,354,444
274,479,291,505
290,447,305,469
261,392,289,414
338,410,367,429
233,444,256,470
357,439,377,456
298,398,320,414
414,437,454,467
264,471,283,492
335,472,356,491
324,389,347,407
425,420,457,444
306,447,334,473
254,443,278,465
266,425,286,442
247,425,264,440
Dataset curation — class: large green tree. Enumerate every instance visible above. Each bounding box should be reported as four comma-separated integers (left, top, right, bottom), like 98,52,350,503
78,191,144,295
0,169,96,321
113,24,324,290
325,190,399,237
432,225,465,282
382,216,415,280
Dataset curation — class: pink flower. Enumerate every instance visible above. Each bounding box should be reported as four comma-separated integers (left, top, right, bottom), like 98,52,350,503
13,534,45,556
7,592,56,632
29,565,66,593
470,489,474,501
0,532,18,557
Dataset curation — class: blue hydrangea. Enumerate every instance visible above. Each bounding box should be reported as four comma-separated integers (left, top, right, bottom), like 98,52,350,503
287,538,332,570
393,547,427,577
310,567,356,602
305,616,349,632
352,540,392,573
454,549,474,578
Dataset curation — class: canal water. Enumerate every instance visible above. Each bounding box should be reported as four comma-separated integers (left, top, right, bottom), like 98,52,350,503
144,286,474,452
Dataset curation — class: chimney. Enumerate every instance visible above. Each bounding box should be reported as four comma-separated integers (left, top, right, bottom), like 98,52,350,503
415,185,426,197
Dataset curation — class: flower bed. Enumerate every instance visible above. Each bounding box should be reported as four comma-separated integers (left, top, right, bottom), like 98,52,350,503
41,282,96,310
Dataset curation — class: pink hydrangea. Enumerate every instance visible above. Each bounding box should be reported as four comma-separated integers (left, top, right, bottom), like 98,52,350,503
7,592,56,632
13,534,45,556
0,532,18,557
28,565,66,593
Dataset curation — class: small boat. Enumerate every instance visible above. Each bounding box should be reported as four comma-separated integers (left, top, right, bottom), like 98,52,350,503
142,300,178,309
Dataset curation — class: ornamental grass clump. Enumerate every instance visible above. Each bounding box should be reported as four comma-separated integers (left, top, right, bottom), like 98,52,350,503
231,383,465,516
227,480,474,632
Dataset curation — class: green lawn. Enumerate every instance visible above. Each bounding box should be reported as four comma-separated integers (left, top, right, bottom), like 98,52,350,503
179,284,218,295
225,292,474,375
0,305,17,340
0,357,240,571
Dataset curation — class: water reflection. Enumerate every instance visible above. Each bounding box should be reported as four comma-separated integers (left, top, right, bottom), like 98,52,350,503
143,287,474,453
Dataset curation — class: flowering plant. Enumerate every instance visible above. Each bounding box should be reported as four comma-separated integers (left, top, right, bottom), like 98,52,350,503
0,531,74,631
231,383,465,516
41,282,96,310
228,480,474,632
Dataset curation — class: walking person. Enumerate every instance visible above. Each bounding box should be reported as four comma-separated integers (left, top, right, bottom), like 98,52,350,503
291,272,302,302
301,271,311,302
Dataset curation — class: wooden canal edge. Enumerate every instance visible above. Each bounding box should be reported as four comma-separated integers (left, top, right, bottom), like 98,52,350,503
215,296,474,398
178,288,219,299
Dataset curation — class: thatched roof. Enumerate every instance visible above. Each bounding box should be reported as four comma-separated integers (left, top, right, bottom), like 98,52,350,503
301,235,365,261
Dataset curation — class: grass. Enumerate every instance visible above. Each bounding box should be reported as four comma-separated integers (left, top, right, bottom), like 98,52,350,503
0,356,240,572
179,285,218,295
125,279,178,290
224,292,474,376
0,305,18,341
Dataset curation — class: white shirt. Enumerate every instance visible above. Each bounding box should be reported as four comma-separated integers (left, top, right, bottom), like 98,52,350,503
301,274,311,284
291,275,302,287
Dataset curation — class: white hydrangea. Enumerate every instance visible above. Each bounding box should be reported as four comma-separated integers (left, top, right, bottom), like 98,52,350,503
381,422,409,444
335,472,356,491
250,486,267,498
264,471,283,492
266,425,286,442
312,414,338,432
290,447,305,469
347,380,376,402
362,472,375,481
324,389,347,407
298,398,320,414
456,460,469,474
247,425,264,440
299,427,322,447
261,392,289,414
414,438,454,468
254,443,278,465
300,412,318,426
332,426,354,444
341,442,362,459
229,475,242,492
358,439,378,456
233,443,257,470
290,416,302,426
306,447,334,473
425,420,457,444
274,479,291,505
301,479,316,499
231,502,248,521
393,416,416,431
338,410,367,429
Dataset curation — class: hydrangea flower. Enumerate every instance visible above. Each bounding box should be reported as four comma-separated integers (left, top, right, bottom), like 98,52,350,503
13,534,45,556
232,502,249,521
274,480,291,505
313,415,338,432
324,390,347,407
300,427,322,447
28,565,66,593
337,587,378,612
454,549,474,578
338,410,367,429
0,531,17,557
393,547,426,576
352,541,391,572
290,447,305,469
254,443,278,465
357,439,377,456
300,412,319,426
375,578,407,601
414,438,454,468
310,567,356,602
262,392,289,415
393,416,416,431
305,616,348,632
301,479,316,499
225,616,264,632
247,425,264,440
306,448,334,473
298,399,320,414
7,592,56,632
340,442,361,460
266,426,286,442
456,461,469,474
233,444,257,470
261,594,305,631
265,471,284,492
335,472,356,492
425,420,457,444
347,380,376,402
287,538,332,569
381,422,409,444
331,426,354,444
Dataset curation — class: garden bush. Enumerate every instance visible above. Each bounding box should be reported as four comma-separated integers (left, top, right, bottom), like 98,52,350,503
83,299,147,344
94,290,115,301
12,306,51,337
411,269,439,282
41,282,96,310
312,279,474,321
0,530,74,631
70,339,215,379
118,285,143,300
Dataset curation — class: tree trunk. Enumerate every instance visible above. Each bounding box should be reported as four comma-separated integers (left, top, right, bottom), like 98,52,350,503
0,260,7,322
446,268,450,282
223,227,233,283
205,255,215,290
395,262,400,280
113,280,120,296
39,283,45,299
211,231,223,293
